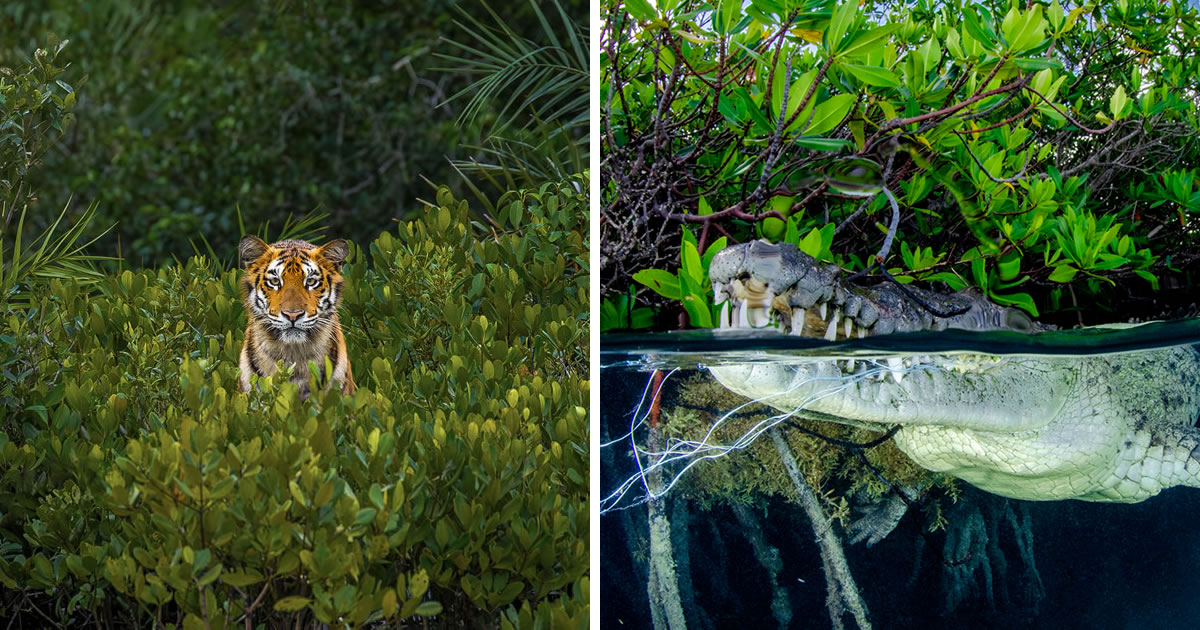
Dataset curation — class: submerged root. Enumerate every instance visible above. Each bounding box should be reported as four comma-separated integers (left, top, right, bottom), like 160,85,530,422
940,492,1045,614
770,428,872,630
645,375,689,630
647,493,688,630
730,502,792,629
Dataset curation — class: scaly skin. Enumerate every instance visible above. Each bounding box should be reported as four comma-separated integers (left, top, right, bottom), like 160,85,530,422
707,241,1200,502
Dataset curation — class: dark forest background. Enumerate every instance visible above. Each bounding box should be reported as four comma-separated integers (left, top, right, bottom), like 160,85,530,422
0,0,586,267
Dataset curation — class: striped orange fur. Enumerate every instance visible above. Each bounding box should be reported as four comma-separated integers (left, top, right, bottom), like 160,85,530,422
237,235,356,397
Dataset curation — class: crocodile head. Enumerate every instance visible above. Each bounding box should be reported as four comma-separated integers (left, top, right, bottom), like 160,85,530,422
709,240,1046,338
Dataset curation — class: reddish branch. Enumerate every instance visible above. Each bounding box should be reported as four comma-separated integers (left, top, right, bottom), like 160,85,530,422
648,370,664,429
864,76,1028,149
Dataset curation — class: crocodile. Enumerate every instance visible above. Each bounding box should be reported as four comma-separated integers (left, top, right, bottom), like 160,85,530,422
707,240,1200,503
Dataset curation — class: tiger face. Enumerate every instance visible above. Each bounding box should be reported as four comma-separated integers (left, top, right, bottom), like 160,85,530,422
239,236,349,345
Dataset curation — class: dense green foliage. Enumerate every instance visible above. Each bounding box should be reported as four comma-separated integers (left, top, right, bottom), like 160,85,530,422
602,0,1200,328
1,0,586,266
0,38,73,216
0,180,590,628
0,42,116,313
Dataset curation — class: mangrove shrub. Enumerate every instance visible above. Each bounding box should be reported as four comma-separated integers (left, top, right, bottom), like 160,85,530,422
601,0,1200,328
0,177,590,629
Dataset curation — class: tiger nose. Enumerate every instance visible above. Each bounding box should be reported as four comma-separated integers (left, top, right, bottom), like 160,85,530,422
282,310,304,323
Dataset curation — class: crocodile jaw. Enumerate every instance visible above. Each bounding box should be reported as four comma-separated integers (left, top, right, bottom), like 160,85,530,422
709,240,1044,339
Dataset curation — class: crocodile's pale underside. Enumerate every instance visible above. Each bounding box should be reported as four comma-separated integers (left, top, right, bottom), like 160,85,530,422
708,240,1200,502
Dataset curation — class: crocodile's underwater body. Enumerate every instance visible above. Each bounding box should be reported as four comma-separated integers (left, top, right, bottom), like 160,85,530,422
707,240,1200,503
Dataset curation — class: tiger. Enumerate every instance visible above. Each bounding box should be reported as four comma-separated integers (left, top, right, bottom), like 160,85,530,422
238,235,356,397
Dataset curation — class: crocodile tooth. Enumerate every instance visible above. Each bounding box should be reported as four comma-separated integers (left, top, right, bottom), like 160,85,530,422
790,307,806,335
857,327,867,338
819,302,827,320
737,301,750,328
718,301,730,329
844,317,853,338
820,309,840,338
847,358,856,371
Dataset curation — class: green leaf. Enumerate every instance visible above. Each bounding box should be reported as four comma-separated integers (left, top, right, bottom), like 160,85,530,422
1001,6,1046,54
997,252,1021,281
839,63,900,87
717,0,741,33
1133,269,1159,290
992,291,1039,317
825,1,858,54
761,217,786,241
624,0,656,22
962,6,997,49
681,240,704,287
718,93,747,126
1013,57,1062,71
1048,0,1065,30
221,570,265,587
799,228,823,258
1109,85,1128,120
836,24,901,58
803,93,856,135
354,508,378,526
736,88,774,134
681,294,713,328
274,596,312,612
415,601,444,617
702,237,727,269
923,271,968,290
1048,264,1077,283
970,255,988,290
784,70,818,125
945,28,964,58
197,564,222,586
632,269,682,300
784,216,801,245
794,137,854,152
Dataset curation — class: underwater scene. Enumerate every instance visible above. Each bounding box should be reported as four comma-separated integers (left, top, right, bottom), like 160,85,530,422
600,320,1200,629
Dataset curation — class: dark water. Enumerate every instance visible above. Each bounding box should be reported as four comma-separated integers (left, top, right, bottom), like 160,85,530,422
600,321,1200,630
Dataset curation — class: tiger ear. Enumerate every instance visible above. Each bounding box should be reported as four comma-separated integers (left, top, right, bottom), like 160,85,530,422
239,235,269,267
316,239,349,271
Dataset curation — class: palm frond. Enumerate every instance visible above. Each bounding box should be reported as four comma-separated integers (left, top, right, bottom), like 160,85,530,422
0,199,117,310
434,0,588,201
